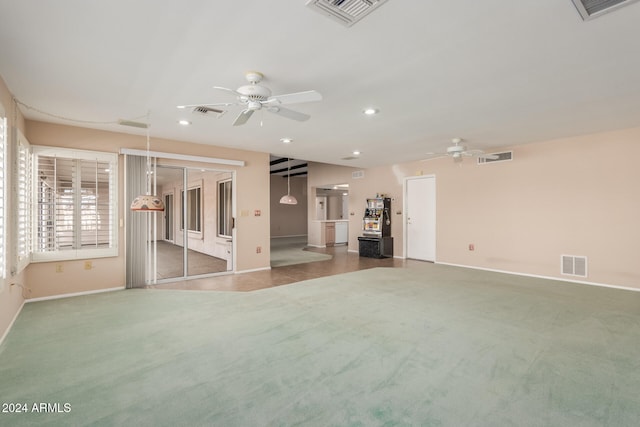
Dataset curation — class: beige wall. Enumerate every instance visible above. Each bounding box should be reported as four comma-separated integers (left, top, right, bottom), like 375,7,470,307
270,175,307,237
310,128,640,289
23,120,271,298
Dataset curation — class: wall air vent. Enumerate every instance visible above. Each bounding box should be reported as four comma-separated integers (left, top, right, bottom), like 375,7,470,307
306,0,389,27
477,151,513,164
571,0,640,20
352,170,365,179
561,255,588,277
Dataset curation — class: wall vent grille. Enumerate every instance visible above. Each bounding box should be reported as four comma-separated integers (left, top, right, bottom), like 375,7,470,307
478,151,513,164
561,255,588,277
352,170,365,179
306,0,389,27
571,0,640,20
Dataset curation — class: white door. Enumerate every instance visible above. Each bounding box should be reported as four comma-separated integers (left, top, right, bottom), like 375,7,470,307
406,176,436,261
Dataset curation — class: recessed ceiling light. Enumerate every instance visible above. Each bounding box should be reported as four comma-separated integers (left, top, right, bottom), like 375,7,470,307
363,108,378,115
280,137,293,144
353,150,361,155
178,119,191,126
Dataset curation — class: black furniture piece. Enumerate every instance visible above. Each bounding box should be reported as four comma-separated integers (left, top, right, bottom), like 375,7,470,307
358,235,393,258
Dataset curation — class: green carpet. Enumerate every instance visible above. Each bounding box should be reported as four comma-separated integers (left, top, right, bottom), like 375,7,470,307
270,236,332,267
1,264,640,426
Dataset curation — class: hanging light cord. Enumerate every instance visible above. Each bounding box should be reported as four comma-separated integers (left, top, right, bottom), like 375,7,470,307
145,112,152,195
287,158,291,195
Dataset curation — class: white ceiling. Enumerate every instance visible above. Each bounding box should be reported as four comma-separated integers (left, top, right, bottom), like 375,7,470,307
1,1,639,168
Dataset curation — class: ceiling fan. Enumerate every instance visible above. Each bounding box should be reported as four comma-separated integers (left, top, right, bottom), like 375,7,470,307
177,71,322,126
422,138,499,162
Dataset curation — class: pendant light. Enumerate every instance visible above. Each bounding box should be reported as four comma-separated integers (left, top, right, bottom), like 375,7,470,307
130,118,165,211
279,158,298,205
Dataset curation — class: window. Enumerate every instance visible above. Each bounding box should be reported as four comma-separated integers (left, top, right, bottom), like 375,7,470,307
16,131,31,272
218,179,232,237
33,147,118,262
180,186,201,233
0,112,6,285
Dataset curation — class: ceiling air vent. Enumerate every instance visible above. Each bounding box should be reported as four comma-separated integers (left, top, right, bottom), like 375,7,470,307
306,0,389,27
477,151,513,165
561,255,588,277
192,106,225,117
571,0,640,20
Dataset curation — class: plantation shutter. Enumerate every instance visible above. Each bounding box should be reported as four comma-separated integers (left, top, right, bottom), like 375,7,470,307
16,130,32,272
33,147,118,261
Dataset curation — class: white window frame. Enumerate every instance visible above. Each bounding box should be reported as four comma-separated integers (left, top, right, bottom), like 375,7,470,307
16,130,32,273
218,178,233,238
32,146,118,262
180,181,203,236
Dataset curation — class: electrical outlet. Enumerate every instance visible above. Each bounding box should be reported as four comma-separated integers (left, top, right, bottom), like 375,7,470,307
256,246,262,254
84,261,93,270
55,264,64,273
468,244,475,251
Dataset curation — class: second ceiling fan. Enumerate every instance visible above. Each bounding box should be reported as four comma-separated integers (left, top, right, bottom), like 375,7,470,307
178,71,322,126
422,138,499,162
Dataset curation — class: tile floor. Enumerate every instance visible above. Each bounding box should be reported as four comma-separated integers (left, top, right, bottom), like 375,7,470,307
148,244,422,292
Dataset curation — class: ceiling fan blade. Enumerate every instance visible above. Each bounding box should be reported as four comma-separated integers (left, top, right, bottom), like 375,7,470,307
420,153,447,162
267,106,310,121
213,86,241,96
177,102,235,109
232,109,254,126
266,90,322,105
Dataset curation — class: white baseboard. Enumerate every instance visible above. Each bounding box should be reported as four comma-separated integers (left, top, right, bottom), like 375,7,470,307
27,286,126,303
0,300,26,347
271,234,307,239
436,261,639,293
307,244,326,248
235,266,271,274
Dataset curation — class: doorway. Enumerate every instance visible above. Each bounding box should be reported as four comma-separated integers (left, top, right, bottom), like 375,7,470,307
405,175,436,261
153,165,235,282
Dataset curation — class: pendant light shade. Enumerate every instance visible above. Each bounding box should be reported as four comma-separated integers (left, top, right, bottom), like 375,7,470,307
130,194,165,211
130,117,165,212
279,158,298,205
279,194,298,205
